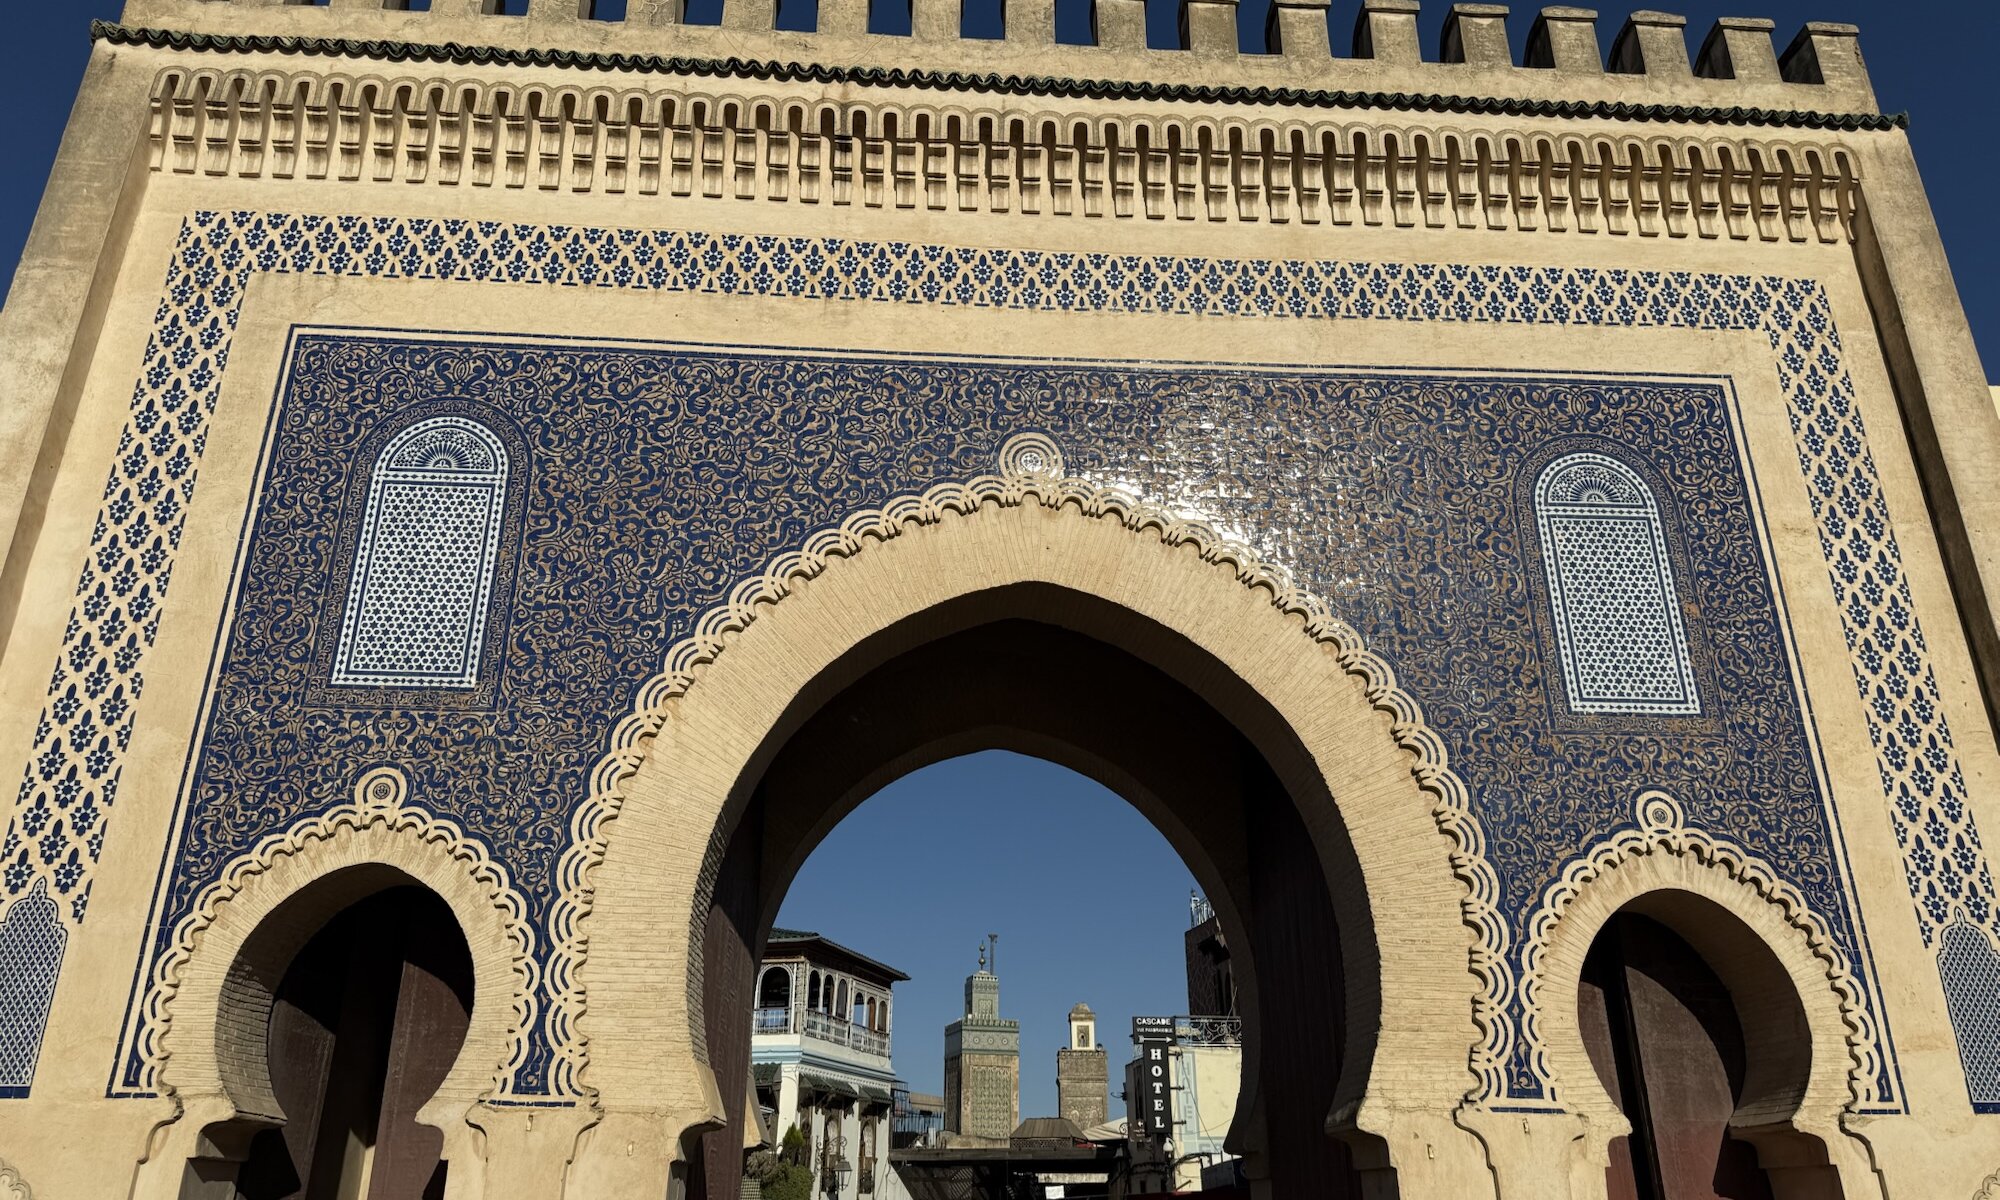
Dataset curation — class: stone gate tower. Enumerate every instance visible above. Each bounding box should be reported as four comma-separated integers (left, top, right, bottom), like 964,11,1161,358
2,0,2000,1197
942,937,1021,1142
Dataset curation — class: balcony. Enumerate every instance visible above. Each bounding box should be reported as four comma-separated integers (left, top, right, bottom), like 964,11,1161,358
1175,1015,1244,1046
752,1007,890,1058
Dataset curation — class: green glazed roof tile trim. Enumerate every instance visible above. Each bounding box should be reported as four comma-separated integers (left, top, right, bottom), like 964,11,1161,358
94,22,1907,132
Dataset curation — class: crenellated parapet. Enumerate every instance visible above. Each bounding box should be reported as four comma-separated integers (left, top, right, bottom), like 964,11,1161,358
110,1,1880,120
100,2,1890,245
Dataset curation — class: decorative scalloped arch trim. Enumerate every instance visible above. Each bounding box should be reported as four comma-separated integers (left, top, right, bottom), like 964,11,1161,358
1518,789,1878,1109
0,1159,31,1200
1977,1167,2000,1200
542,433,1514,1101
137,766,540,1101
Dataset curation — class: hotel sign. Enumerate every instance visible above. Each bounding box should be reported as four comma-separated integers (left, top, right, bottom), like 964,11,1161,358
1132,1016,1175,1139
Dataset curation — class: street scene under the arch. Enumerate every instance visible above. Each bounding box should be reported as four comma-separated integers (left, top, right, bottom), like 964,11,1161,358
2,2,2000,1199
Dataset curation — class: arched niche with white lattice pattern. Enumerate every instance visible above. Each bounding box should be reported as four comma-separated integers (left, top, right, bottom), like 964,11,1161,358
0,881,65,1097
1533,452,1700,716
1938,918,2000,1108
332,417,511,690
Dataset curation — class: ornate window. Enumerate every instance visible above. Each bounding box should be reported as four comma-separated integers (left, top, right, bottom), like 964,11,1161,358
1534,453,1700,716
333,418,510,689
0,881,66,1097
1938,918,2000,1108
758,966,792,1010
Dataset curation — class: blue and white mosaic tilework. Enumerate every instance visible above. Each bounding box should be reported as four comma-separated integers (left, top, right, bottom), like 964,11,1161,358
1535,453,1701,716
0,211,1983,1110
332,417,512,690
140,339,1849,1103
1940,917,2000,1105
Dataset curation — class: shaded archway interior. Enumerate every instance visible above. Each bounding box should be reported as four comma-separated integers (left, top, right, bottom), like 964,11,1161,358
1579,897,1837,1200
229,883,475,1200
689,584,1386,1198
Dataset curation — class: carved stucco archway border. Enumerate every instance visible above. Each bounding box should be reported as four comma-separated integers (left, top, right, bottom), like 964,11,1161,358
542,432,1514,1101
130,766,539,1175
1519,789,1881,1194
0,1158,31,1200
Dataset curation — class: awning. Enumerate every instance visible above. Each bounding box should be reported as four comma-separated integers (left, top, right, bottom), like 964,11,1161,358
752,1063,781,1087
799,1072,859,1100
857,1083,894,1105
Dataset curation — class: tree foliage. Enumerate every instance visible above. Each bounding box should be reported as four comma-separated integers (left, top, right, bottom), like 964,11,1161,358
779,1122,810,1167
761,1163,814,1200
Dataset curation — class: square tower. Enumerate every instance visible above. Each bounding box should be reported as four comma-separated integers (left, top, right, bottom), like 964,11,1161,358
942,937,1019,1142
1057,1002,1109,1130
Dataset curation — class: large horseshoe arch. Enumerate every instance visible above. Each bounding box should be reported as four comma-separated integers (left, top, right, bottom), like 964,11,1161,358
574,473,1492,1197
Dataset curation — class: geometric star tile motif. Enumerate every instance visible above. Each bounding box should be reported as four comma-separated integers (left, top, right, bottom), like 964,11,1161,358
1535,452,1702,715
331,416,511,690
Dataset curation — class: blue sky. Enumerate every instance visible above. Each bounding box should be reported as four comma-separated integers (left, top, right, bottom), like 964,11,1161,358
778,752,1198,1114
2,3,1994,1120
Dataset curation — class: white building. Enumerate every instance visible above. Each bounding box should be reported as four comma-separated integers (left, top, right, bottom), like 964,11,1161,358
751,929,912,1200
1121,1016,1243,1195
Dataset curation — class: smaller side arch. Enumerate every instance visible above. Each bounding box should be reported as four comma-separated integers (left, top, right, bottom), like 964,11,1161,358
1521,791,1880,1196
129,767,538,1197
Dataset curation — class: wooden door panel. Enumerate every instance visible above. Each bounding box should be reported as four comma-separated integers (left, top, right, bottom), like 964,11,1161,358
1623,958,1741,1199
236,925,349,1200
367,891,474,1200
1579,913,1775,1200
1620,917,1771,1200
1578,965,1643,1200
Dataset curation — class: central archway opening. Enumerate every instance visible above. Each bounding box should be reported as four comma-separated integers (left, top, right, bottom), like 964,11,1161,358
687,589,1384,1199
756,750,1231,1198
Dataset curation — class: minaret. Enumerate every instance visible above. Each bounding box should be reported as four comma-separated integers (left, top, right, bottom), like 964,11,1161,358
1057,1002,1109,1129
942,935,1020,1143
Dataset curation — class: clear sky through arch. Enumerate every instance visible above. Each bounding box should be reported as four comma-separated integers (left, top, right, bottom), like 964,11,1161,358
775,749,1202,1118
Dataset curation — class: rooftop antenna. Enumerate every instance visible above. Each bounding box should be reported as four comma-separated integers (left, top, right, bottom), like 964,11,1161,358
989,932,999,976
